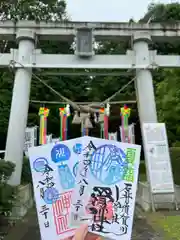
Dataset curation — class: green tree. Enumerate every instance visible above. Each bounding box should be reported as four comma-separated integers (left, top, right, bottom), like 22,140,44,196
0,0,67,21
140,2,180,54
156,69,180,144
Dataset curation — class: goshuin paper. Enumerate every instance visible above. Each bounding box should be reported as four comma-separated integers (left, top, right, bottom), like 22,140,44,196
28,137,84,240
28,136,141,240
70,136,141,240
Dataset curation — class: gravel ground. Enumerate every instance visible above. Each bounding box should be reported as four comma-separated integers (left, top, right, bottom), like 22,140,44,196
3,207,164,240
4,206,163,240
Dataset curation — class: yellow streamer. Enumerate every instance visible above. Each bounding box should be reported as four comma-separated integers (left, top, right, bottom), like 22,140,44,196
39,107,49,145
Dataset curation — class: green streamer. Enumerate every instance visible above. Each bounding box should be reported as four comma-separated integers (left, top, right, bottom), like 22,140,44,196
60,114,63,141
100,123,104,138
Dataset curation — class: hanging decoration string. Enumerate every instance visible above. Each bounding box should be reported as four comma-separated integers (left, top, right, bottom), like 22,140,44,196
120,104,131,143
38,107,49,145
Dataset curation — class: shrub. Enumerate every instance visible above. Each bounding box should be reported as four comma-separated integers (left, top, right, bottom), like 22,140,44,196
170,147,180,185
172,142,180,147
0,160,15,182
0,160,16,215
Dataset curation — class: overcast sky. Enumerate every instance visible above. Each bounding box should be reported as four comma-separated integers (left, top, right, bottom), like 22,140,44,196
66,0,180,22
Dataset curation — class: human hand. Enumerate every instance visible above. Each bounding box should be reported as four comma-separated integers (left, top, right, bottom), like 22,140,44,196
65,224,101,240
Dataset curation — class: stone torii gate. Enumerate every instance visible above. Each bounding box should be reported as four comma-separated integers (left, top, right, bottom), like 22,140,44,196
1,21,180,186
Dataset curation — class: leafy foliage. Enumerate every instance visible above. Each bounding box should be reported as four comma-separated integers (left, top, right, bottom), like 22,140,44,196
169,147,180,185
0,0,67,21
0,160,16,215
156,69,180,144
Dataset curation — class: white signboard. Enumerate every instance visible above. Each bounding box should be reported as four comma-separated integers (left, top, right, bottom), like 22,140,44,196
28,137,141,240
142,123,174,194
24,126,37,156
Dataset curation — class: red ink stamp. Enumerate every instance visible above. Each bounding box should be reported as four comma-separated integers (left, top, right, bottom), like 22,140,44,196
52,191,74,235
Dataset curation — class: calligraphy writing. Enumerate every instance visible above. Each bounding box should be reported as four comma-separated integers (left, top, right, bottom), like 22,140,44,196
113,183,132,235
123,148,136,182
86,186,114,233
38,164,55,228
72,141,96,222
38,164,54,189
40,205,50,228
86,183,132,236
73,199,83,211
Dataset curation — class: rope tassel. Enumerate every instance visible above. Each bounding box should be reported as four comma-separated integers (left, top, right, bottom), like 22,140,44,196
120,104,131,143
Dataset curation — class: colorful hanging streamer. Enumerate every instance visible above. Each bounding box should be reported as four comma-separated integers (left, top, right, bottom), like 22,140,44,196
59,104,70,141
104,104,110,139
59,107,65,141
38,107,49,145
99,108,105,138
120,104,131,143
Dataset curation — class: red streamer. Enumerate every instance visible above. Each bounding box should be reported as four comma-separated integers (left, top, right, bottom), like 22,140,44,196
104,115,109,139
62,114,67,140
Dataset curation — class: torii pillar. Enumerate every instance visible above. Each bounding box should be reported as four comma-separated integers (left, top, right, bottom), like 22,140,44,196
5,30,35,186
133,32,158,124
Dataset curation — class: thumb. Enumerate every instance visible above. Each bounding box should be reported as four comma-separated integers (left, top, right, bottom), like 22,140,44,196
73,224,88,240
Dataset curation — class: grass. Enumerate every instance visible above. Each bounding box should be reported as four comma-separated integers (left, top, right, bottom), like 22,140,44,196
148,213,180,240
138,161,180,239
161,216,180,239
